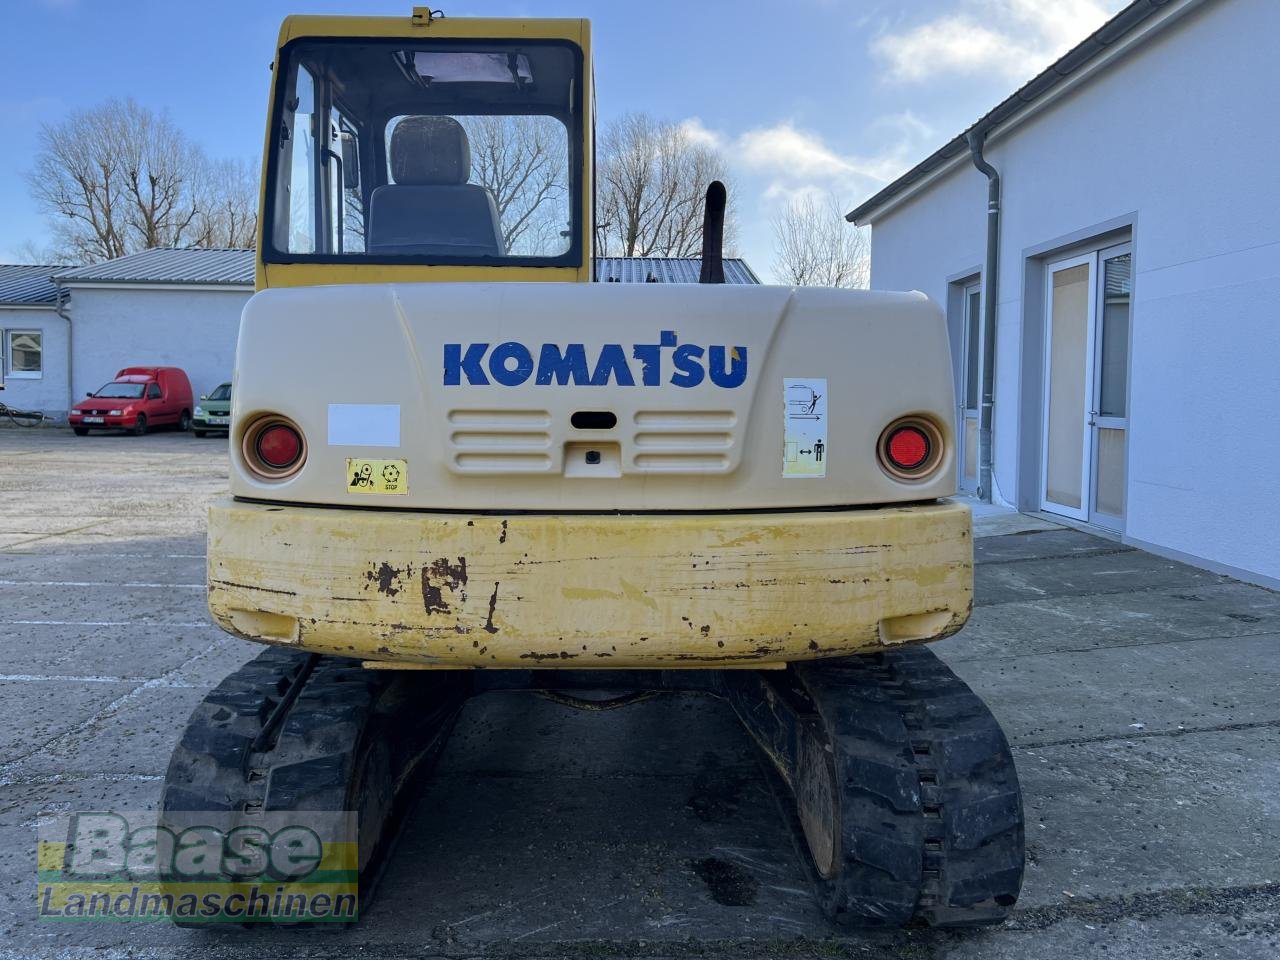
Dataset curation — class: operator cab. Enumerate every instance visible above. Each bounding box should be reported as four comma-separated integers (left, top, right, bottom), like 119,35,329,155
260,13,592,288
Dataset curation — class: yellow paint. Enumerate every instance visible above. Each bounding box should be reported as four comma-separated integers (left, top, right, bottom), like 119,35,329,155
256,14,594,291
207,498,973,669
346,459,409,495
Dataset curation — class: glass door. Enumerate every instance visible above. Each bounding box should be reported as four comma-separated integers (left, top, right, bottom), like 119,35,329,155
1041,253,1096,520
958,281,982,492
1089,244,1131,530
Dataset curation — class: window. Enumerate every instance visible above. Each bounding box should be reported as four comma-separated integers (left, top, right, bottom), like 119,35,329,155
267,38,583,267
147,383,162,400
5,331,42,379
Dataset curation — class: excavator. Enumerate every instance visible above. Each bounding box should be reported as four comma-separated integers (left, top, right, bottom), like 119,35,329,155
160,8,1025,928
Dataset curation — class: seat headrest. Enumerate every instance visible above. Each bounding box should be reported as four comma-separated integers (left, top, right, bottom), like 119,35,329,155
390,115,472,186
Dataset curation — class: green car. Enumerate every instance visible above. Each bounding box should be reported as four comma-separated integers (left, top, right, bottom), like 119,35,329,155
192,382,231,437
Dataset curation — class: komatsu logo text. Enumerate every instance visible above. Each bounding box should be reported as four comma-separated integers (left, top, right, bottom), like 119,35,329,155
443,331,747,388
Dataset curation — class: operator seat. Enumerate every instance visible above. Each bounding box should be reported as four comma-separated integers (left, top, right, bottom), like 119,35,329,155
368,116,505,257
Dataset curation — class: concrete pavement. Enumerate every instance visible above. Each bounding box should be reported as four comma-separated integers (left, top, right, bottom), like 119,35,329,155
0,428,1276,958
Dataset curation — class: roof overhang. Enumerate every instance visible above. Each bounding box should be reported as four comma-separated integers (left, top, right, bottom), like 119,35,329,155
847,0,1210,227
52,280,254,293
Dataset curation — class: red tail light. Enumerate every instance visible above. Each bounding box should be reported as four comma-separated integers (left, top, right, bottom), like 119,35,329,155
256,424,302,469
887,426,930,471
878,417,944,481
242,415,307,480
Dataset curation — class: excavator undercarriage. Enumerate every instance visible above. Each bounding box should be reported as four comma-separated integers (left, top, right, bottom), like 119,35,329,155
161,645,1023,927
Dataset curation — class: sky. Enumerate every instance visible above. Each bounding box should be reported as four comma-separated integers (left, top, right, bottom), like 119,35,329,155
0,0,1128,280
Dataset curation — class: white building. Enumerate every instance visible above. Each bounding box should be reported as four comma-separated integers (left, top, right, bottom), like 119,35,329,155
849,0,1279,588
1,249,759,420
0,250,253,417
0,265,70,415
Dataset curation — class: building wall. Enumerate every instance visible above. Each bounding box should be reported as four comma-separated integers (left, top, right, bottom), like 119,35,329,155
0,306,69,417
866,0,1280,583
68,286,250,405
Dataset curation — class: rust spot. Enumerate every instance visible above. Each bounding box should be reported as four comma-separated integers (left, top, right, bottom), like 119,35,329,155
700,624,711,636
422,557,468,615
365,562,404,597
499,519,508,544
483,581,500,634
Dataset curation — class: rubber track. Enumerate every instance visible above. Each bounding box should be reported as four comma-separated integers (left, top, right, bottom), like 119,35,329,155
796,646,1024,927
161,647,465,922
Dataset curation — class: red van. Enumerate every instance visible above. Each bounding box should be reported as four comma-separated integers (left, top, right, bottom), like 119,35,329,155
69,367,194,436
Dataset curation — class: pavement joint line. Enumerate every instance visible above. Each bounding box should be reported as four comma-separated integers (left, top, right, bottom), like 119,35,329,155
0,771,164,787
0,580,205,589
1004,880,1280,932
0,552,206,559
0,637,227,778
976,545,1138,566
976,576,1241,609
3,620,214,627
0,674,152,684
945,627,1280,663
1015,717,1280,750
0,520,113,549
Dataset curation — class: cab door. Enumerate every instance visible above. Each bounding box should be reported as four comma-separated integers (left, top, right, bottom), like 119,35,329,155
143,381,168,422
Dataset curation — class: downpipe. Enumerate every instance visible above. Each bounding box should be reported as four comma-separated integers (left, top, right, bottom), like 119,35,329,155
966,130,1000,504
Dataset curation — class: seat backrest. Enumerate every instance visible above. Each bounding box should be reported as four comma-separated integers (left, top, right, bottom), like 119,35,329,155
368,116,505,257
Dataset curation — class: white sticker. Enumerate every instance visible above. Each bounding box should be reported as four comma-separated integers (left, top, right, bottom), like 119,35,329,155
327,403,401,447
783,379,827,478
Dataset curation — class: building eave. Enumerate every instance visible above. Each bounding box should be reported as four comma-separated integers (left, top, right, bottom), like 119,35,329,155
847,0,1211,227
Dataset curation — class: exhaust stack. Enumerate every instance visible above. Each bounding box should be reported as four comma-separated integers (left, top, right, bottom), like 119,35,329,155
698,180,727,284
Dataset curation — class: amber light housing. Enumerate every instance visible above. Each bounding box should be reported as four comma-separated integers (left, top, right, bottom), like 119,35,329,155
241,415,307,481
877,416,945,481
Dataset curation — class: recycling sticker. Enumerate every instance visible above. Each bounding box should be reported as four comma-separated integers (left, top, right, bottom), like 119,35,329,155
346,458,409,495
783,378,827,479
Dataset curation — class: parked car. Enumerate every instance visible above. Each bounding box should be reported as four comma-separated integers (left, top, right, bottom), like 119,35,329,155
69,367,193,436
192,381,232,437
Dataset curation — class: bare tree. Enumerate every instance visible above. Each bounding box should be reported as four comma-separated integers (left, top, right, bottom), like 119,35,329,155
191,157,259,249
771,193,870,288
466,115,568,255
27,97,259,261
596,113,736,258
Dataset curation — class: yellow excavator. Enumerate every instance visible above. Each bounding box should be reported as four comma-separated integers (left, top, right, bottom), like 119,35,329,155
161,8,1023,927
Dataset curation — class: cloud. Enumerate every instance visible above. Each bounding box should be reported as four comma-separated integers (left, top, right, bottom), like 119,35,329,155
677,117,725,150
873,0,1122,84
729,112,934,196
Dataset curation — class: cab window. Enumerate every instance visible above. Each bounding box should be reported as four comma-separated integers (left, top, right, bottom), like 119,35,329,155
267,38,582,267
147,383,161,400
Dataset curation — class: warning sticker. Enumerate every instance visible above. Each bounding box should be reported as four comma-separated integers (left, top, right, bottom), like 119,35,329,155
783,379,827,479
346,459,408,495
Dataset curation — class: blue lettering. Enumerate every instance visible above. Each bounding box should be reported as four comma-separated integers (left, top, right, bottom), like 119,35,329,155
444,343,489,385
670,344,705,388
443,336,746,388
708,346,748,388
589,344,636,386
536,343,590,385
488,342,535,386
631,344,661,386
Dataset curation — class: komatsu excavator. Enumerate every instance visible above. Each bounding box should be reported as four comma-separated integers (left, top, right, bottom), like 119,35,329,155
160,9,1025,927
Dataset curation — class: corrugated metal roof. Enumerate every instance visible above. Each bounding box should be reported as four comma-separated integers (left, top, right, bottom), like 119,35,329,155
46,248,761,287
593,257,760,284
0,264,64,306
53,248,255,286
